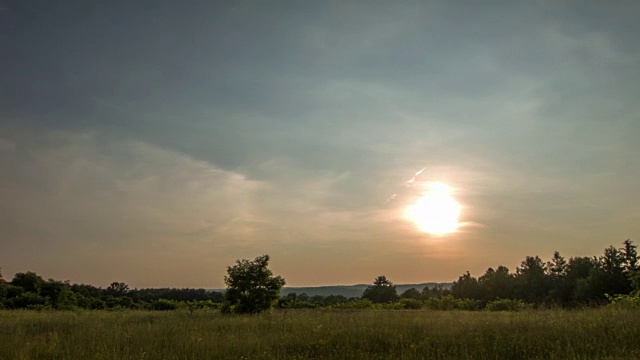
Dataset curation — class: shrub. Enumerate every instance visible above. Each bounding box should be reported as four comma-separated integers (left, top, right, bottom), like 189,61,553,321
455,298,484,311
424,295,457,310
606,294,640,308
332,299,374,310
398,298,423,309
486,298,531,311
152,299,179,311
6,292,48,309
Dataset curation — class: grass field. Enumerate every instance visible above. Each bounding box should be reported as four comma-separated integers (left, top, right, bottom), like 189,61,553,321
1,308,639,359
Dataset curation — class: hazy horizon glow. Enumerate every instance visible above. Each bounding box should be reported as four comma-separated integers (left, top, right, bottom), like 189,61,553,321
1,1,639,288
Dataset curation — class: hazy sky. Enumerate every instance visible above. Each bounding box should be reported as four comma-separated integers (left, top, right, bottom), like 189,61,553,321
2,1,639,288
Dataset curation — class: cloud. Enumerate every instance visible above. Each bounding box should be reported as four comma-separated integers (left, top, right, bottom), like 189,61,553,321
0,129,268,285
0,128,421,286
0,138,16,152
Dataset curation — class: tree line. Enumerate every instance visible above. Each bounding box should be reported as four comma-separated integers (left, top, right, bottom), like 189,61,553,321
0,271,223,310
450,239,639,307
1,240,638,312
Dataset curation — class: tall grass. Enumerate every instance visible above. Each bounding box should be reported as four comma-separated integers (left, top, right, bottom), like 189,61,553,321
1,308,639,359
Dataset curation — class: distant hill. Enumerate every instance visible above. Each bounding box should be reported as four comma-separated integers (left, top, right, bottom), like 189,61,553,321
279,282,453,298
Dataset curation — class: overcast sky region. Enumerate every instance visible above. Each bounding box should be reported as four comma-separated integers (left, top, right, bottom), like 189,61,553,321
2,1,639,288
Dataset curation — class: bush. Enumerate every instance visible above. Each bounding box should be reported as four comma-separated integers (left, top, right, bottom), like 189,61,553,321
332,299,374,310
152,299,179,311
606,294,640,309
486,298,531,311
424,295,457,310
455,298,484,311
6,292,48,309
398,298,423,309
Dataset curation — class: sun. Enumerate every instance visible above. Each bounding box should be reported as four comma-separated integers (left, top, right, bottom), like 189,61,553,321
405,182,461,235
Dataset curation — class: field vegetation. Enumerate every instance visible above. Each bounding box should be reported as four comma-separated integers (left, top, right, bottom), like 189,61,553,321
1,307,640,360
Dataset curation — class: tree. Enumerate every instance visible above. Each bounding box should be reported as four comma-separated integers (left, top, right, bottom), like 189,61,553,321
565,256,598,303
590,244,632,298
41,279,75,310
452,271,481,300
400,287,422,300
222,255,285,314
621,239,638,272
515,256,549,303
478,266,514,301
11,272,45,294
362,276,398,303
106,282,130,297
422,284,450,299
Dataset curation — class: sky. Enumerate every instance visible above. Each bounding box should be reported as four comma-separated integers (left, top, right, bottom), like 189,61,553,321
1,1,639,288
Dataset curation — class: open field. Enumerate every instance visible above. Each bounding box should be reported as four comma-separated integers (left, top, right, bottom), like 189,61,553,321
1,308,639,360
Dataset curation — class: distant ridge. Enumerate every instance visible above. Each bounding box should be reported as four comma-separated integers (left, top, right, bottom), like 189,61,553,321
210,283,453,297
280,282,453,298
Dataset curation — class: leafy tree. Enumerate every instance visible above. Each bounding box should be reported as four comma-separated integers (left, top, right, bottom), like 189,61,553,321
71,283,104,299
629,270,640,296
478,266,514,301
6,292,48,309
593,245,632,297
621,239,638,272
400,287,422,300
0,283,7,309
547,252,568,278
422,284,450,299
11,272,45,294
515,256,549,303
222,255,285,314
563,256,598,303
151,299,179,310
41,279,75,310
362,276,398,303
452,272,481,300
398,298,423,309
106,282,130,297
323,294,347,306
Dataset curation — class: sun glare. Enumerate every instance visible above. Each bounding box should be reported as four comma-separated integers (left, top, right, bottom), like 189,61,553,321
405,182,461,235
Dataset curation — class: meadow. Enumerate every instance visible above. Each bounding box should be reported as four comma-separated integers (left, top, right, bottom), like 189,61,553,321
1,308,639,360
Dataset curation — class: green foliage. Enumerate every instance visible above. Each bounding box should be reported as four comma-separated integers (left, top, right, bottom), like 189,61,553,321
151,299,179,311
397,298,422,309
421,284,450,299
451,272,480,299
361,276,399,304
277,293,318,309
106,282,130,297
485,299,532,311
400,287,421,300
622,239,638,272
451,240,638,307
606,293,640,309
478,266,514,301
332,298,374,309
453,297,484,311
630,270,640,296
222,254,285,314
41,279,75,310
423,295,483,311
515,256,549,303
11,272,45,294
6,291,48,309
3,308,640,359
